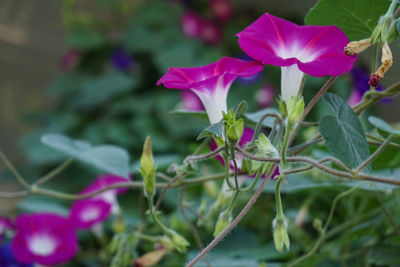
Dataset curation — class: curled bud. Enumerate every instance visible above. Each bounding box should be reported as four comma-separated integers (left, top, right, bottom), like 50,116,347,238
213,209,232,237
369,42,393,88
344,38,372,56
140,136,156,198
249,134,278,175
287,96,305,125
272,216,290,252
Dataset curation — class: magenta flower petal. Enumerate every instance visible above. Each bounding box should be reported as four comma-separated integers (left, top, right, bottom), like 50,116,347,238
237,13,356,102
69,199,112,229
181,91,204,111
11,213,78,266
79,174,130,215
157,57,263,124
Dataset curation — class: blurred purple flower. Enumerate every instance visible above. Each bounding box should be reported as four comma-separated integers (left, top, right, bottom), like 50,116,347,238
59,49,82,70
78,174,130,215
181,91,204,111
11,213,78,266
69,199,112,230
111,48,133,71
0,216,13,243
0,243,33,267
210,0,233,22
349,68,390,105
181,12,203,39
255,85,276,109
200,19,222,45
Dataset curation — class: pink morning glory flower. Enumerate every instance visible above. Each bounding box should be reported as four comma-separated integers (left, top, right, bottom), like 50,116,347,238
11,213,78,266
0,216,13,242
69,199,112,230
237,13,356,102
157,57,263,124
78,174,130,215
200,19,222,45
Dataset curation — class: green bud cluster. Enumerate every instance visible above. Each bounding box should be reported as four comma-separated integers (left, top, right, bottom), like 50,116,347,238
223,109,244,146
166,229,190,253
107,232,138,267
371,15,399,44
249,134,278,176
140,136,156,199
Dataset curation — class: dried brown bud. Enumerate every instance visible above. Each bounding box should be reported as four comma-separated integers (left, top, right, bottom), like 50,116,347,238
368,74,381,88
344,38,372,56
369,42,393,88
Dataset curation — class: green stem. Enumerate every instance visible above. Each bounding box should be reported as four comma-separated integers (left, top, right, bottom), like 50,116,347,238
387,0,398,15
34,158,74,186
275,175,285,218
240,169,263,192
0,151,30,189
281,124,292,168
355,134,392,173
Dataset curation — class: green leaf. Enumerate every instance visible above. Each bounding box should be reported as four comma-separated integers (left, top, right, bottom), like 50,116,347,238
197,121,224,140
41,133,130,177
305,0,391,41
233,100,248,119
75,71,136,106
170,109,208,121
368,116,400,136
398,20,400,34
319,93,370,171
244,108,279,128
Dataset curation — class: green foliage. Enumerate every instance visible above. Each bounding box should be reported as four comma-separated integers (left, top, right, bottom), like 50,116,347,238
305,0,391,41
244,108,279,128
368,116,400,136
319,93,370,171
197,121,224,140
41,133,130,177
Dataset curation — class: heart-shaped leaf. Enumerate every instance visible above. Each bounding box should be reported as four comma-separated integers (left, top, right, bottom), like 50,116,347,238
305,0,391,41
319,93,370,171
41,134,130,178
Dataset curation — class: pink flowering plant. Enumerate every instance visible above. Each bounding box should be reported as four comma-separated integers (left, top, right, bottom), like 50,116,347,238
2,0,400,266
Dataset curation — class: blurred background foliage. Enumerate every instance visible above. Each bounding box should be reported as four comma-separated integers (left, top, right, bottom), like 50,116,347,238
1,0,400,266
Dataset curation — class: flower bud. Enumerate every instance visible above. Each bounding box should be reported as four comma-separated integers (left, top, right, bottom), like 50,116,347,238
223,110,244,145
287,96,304,125
313,218,323,233
213,209,232,237
167,230,190,253
272,216,290,252
249,134,278,175
369,42,393,88
344,38,372,56
370,14,398,44
140,136,156,198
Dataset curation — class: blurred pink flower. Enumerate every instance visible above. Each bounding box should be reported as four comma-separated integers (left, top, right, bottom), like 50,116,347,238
78,174,130,215
157,57,263,124
69,199,112,230
11,213,78,266
0,216,13,243
181,12,203,39
181,91,204,111
255,85,276,108
237,13,356,102
59,49,82,70
200,19,222,44
347,88,363,106
210,0,233,22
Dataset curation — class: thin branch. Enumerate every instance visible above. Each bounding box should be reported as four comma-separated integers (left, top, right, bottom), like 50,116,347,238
184,146,224,164
355,134,392,173
0,151,30,189
153,175,183,213
33,158,74,186
186,165,278,267
0,190,29,198
375,193,400,238
235,147,400,186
